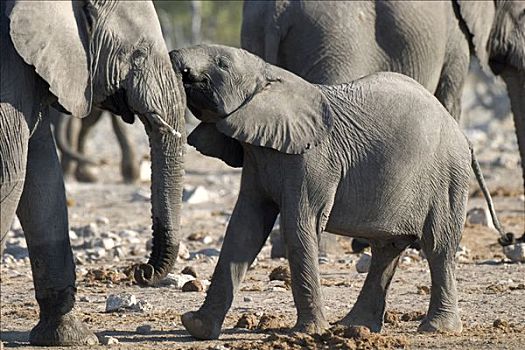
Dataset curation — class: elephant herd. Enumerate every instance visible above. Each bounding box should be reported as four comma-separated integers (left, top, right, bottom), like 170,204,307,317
0,0,524,346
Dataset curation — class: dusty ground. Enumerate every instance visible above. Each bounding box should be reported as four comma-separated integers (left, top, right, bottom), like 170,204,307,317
2,80,525,349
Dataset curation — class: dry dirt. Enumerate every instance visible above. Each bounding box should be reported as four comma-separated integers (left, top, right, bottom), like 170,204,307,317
1,117,525,349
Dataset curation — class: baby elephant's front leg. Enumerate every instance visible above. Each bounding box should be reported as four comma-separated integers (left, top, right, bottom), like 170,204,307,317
282,213,329,333
181,193,278,340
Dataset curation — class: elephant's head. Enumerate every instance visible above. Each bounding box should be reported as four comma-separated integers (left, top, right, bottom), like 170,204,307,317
7,0,186,286
170,45,332,167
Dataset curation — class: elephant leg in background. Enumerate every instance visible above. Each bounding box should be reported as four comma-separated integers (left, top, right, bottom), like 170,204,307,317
181,192,279,340
110,113,140,183
339,239,408,332
0,106,29,254
60,117,81,181
15,114,97,346
74,109,102,183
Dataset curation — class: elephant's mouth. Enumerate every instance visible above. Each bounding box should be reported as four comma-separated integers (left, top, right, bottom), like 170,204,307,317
100,88,136,124
183,84,225,122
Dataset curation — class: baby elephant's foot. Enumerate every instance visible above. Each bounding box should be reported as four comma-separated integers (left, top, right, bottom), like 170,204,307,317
418,312,462,333
339,313,382,333
181,311,222,340
292,316,329,334
29,312,99,346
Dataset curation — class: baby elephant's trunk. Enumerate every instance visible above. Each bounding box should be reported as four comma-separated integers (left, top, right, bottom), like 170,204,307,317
469,143,518,246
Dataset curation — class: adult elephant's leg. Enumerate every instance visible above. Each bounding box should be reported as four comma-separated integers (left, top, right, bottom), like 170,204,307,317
0,106,29,253
16,115,97,346
433,41,470,121
182,192,278,340
74,110,102,183
340,239,407,332
110,113,140,183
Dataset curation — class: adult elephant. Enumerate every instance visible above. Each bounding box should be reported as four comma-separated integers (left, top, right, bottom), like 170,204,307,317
52,108,140,183
242,0,525,252
1,1,185,346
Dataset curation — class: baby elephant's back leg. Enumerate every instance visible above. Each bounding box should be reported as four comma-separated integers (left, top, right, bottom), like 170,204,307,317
339,238,412,331
418,179,468,333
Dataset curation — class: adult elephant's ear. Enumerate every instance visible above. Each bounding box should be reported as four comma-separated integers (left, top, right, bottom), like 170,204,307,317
188,123,244,167
456,0,495,71
8,1,92,117
216,66,333,154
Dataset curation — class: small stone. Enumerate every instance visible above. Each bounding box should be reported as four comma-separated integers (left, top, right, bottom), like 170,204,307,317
182,279,204,292
243,296,253,302
400,256,412,265
466,207,494,229
318,256,330,265
139,160,152,182
69,230,79,240
136,324,152,335
133,300,152,312
96,216,110,226
202,235,213,244
159,273,195,288
503,243,525,262
181,266,197,278
356,252,372,273
118,229,138,239
10,216,22,231
101,336,119,345
105,293,137,312
100,238,115,250
178,242,190,260
384,311,400,324
493,319,509,329
132,189,151,202
183,185,212,204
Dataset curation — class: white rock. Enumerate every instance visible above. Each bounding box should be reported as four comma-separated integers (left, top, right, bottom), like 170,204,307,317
466,207,495,229
503,243,525,262
183,185,212,204
69,230,79,240
101,336,119,345
202,235,214,244
178,242,190,260
139,160,152,182
132,189,151,202
401,256,412,265
159,273,195,288
10,216,22,231
106,293,137,312
96,216,110,226
101,238,115,250
356,252,372,273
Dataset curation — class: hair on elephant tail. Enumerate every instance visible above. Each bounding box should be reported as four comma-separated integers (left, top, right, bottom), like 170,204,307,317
469,142,518,246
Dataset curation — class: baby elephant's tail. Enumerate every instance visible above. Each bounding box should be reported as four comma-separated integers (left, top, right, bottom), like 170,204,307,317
469,143,516,246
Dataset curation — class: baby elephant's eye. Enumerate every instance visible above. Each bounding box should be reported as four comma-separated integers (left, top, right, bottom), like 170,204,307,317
216,56,230,70
131,49,148,68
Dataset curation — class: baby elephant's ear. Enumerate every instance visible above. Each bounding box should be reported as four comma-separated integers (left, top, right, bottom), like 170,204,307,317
216,71,333,154
188,123,244,167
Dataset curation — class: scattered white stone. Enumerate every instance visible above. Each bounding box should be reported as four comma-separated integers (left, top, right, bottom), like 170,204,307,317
400,256,412,265
10,216,22,231
183,185,212,204
139,160,152,182
268,280,288,292
356,252,372,273
132,189,151,202
101,336,119,345
456,245,471,263
503,243,525,262
178,242,190,260
106,293,137,312
466,207,495,229
159,273,195,288
69,230,79,240
96,216,110,226
318,256,330,265
202,235,214,244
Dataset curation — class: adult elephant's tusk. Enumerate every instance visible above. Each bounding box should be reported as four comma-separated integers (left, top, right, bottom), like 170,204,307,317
147,113,182,137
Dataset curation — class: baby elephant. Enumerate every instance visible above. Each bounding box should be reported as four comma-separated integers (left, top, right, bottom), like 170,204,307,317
171,45,505,339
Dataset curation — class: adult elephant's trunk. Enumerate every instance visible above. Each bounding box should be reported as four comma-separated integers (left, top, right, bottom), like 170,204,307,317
134,80,186,286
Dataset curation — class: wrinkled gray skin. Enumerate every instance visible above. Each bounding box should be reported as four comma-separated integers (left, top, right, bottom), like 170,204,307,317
242,0,525,249
171,45,502,339
51,108,140,183
0,1,185,346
